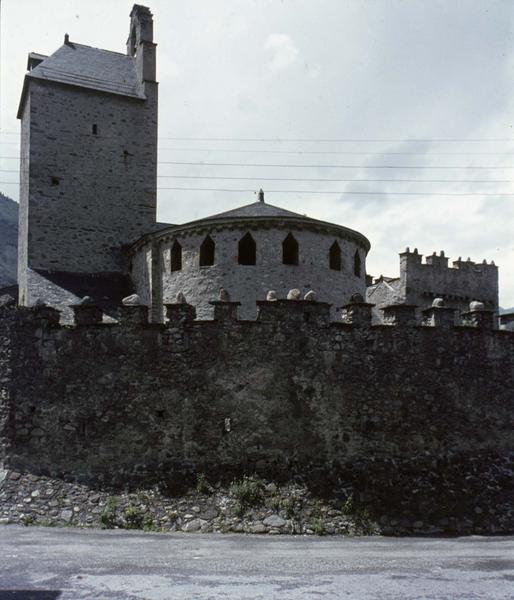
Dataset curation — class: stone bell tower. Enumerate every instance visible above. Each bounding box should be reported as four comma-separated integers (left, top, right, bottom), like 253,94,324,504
16,5,158,314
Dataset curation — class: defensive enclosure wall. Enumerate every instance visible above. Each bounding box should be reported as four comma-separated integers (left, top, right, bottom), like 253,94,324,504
1,297,514,532
1,298,513,481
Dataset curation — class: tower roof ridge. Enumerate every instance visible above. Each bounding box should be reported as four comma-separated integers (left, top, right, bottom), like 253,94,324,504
18,41,145,116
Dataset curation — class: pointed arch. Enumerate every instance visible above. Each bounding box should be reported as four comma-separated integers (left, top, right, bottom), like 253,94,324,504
170,240,182,272
329,241,342,271
238,232,256,265
200,235,215,267
282,233,299,265
354,250,361,278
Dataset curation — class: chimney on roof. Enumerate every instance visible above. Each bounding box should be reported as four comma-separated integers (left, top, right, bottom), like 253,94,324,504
258,189,265,203
127,4,156,83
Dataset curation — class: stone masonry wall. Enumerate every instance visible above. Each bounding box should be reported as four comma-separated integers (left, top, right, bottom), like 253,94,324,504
19,79,157,281
133,226,367,321
366,250,499,322
1,301,513,484
400,250,498,313
17,95,31,305
1,300,514,533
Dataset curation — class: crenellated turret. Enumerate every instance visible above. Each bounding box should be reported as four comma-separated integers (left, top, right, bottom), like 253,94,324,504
369,247,499,322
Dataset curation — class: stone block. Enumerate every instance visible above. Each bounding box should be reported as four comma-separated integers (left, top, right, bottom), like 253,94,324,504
421,306,457,328
461,308,496,330
32,305,61,327
164,303,196,326
340,302,374,327
70,304,103,326
381,304,418,327
209,301,241,322
118,305,148,327
256,299,330,325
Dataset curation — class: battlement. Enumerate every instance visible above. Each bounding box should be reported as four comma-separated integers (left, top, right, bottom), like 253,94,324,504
2,291,506,333
1,289,513,495
400,247,497,273
391,248,500,316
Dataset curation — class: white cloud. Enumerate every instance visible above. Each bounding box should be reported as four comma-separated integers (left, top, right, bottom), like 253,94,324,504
265,34,299,71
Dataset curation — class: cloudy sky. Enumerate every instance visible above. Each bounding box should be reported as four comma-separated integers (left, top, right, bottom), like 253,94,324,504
1,0,513,306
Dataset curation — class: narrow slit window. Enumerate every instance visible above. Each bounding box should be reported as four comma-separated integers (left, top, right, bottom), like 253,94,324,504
329,241,342,271
92,124,98,135
170,240,182,271
50,176,60,186
238,232,256,265
282,233,299,265
200,235,215,267
354,250,361,277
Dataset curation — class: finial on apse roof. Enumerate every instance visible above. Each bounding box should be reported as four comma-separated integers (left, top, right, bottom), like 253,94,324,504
258,189,264,203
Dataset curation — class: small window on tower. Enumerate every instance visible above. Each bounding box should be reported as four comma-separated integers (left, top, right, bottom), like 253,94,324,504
170,240,182,272
354,250,361,278
238,232,256,265
329,241,342,271
282,233,299,266
92,124,98,135
200,235,215,267
50,176,60,186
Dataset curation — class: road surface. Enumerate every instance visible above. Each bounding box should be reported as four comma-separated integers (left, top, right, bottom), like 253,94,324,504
0,526,513,599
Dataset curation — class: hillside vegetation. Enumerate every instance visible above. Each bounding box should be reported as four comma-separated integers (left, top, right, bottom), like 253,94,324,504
0,192,18,287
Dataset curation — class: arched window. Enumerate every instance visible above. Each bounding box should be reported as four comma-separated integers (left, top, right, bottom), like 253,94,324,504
354,250,361,277
329,241,342,271
170,240,182,272
238,232,256,265
282,233,299,265
200,235,215,267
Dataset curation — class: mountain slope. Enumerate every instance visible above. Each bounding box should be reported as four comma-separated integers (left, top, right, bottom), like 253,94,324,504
0,192,18,287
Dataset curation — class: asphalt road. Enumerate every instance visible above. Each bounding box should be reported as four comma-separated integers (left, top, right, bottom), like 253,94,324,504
0,526,513,599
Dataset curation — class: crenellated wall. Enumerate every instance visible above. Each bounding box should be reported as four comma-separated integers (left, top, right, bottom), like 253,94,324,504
400,249,498,310
1,298,513,491
367,248,499,320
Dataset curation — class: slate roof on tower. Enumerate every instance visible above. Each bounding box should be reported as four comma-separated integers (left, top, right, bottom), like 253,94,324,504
18,40,144,117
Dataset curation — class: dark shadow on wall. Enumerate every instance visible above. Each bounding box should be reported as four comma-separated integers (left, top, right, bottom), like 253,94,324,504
0,592,61,599
0,285,18,301
32,269,134,318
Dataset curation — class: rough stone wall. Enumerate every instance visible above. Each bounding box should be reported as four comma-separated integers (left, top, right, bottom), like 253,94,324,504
17,95,31,306
500,312,514,331
1,301,513,489
130,243,152,307
400,250,498,312
367,250,499,319
18,78,157,303
0,310,15,467
0,193,18,289
132,227,367,320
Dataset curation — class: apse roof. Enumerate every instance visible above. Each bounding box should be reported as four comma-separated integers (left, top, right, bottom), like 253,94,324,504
199,200,308,221
132,195,371,253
